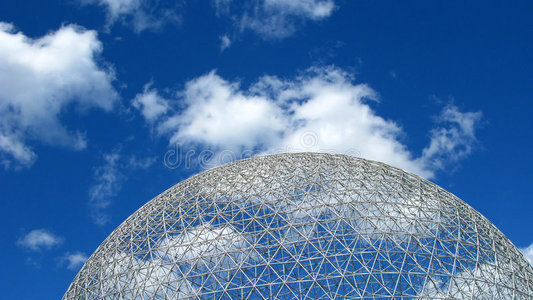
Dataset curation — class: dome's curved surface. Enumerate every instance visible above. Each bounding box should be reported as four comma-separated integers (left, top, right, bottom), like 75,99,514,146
64,153,533,299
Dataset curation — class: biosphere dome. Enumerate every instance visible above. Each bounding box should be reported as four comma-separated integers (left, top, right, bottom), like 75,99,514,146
64,153,533,299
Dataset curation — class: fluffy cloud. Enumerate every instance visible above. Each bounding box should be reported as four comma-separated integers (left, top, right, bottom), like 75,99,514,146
0,135,36,168
0,23,117,169
62,252,89,270
139,66,481,179
421,105,482,171
159,71,286,152
81,0,180,32
220,34,232,52
17,229,63,251
520,243,533,266
156,224,258,267
89,224,257,297
216,0,336,39
132,83,170,122
97,252,196,297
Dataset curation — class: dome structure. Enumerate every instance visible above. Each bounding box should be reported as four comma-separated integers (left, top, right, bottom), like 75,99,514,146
64,153,533,299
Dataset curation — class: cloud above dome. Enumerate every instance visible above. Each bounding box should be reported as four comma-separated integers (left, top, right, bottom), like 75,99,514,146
133,66,481,179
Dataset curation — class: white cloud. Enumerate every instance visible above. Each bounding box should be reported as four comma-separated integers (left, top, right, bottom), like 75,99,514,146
220,34,232,51
159,71,285,152
0,134,36,168
127,155,157,169
62,252,89,270
92,224,257,297
215,0,336,39
89,151,123,226
17,229,63,251
99,252,197,297
88,150,157,225
520,243,533,266
263,0,335,19
83,0,333,36
0,23,117,169
98,0,140,18
152,67,481,178
421,105,482,171
82,0,180,33
156,224,259,268
132,84,169,122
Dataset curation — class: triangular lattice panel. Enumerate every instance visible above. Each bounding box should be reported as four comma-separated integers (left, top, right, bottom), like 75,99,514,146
64,153,533,299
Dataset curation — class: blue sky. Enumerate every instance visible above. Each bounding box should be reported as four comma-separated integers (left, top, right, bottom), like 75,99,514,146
1,0,532,298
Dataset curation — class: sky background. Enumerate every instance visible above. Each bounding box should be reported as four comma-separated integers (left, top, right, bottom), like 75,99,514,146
1,0,532,298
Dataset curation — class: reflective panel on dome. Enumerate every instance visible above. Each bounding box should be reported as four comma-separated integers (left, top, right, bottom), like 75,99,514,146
64,153,533,299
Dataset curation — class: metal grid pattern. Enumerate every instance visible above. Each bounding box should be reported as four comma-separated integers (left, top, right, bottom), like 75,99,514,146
64,153,533,299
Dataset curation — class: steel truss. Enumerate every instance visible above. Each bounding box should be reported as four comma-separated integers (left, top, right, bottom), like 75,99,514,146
64,153,533,299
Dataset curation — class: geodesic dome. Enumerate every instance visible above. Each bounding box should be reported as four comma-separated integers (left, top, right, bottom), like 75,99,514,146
64,153,533,299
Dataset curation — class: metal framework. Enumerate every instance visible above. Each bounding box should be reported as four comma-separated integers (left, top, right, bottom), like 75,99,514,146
64,153,533,299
